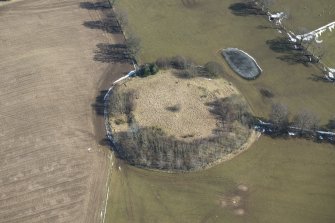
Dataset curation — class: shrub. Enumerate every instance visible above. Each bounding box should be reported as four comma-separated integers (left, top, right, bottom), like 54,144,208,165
260,88,274,98
166,104,181,112
149,63,159,75
155,57,170,69
170,55,194,69
204,61,224,77
137,63,159,77
115,118,126,125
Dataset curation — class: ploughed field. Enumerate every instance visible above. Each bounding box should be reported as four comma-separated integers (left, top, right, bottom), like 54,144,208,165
0,0,130,222
106,0,335,223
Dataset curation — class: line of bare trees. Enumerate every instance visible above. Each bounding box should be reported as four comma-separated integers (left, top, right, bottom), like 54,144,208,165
269,103,320,134
155,55,225,78
258,102,335,142
109,0,141,61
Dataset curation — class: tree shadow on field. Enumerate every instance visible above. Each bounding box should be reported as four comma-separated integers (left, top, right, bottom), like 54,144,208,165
181,0,200,8
266,37,303,53
266,37,317,66
79,1,110,10
83,18,122,34
91,90,108,116
229,2,265,16
94,43,132,63
99,137,112,146
257,24,277,30
276,54,314,66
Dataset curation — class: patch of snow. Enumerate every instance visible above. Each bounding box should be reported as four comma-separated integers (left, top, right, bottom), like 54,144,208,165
296,21,335,43
103,69,136,144
268,12,287,25
287,32,297,42
258,119,271,125
316,38,323,43
270,12,285,19
326,68,335,80
317,131,335,136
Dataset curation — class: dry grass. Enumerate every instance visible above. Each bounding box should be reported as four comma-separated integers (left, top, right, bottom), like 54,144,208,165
115,70,237,140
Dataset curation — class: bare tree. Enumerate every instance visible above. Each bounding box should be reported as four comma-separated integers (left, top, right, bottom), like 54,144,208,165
296,27,312,46
254,0,275,11
155,57,170,69
293,109,320,134
307,42,325,62
109,0,118,7
326,117,335,130
270,103,289,132
204,61,224,77
126,33,141,60
114,7,128,29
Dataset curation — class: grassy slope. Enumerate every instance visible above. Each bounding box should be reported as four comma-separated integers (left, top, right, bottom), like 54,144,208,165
272,0,335,67
273,0,335,32
107,138,335,223
106,0,335,222
118,0,335,122
321,32,335,68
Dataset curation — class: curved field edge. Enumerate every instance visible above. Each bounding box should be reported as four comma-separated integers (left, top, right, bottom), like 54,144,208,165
107,70,258,171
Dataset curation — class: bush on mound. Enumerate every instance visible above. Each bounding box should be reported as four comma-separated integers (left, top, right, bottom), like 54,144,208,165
222,48,262,80
136,63,159,77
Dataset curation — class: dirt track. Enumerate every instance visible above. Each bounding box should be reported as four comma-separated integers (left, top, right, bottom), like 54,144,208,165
0,0,131,222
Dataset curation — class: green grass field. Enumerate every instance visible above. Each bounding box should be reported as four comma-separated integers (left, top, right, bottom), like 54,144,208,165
271,0,335,69
106,138,335,223
272,0,335,32
106,0,335,222
118,0,335,122
320,31,335,68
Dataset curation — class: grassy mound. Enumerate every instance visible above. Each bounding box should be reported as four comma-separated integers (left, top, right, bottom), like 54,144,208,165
222,48,262,80
108,70,253,171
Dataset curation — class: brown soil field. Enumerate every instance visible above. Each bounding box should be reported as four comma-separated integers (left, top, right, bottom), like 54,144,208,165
0,0,131,222
0,0,24,7
112,70,238,140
